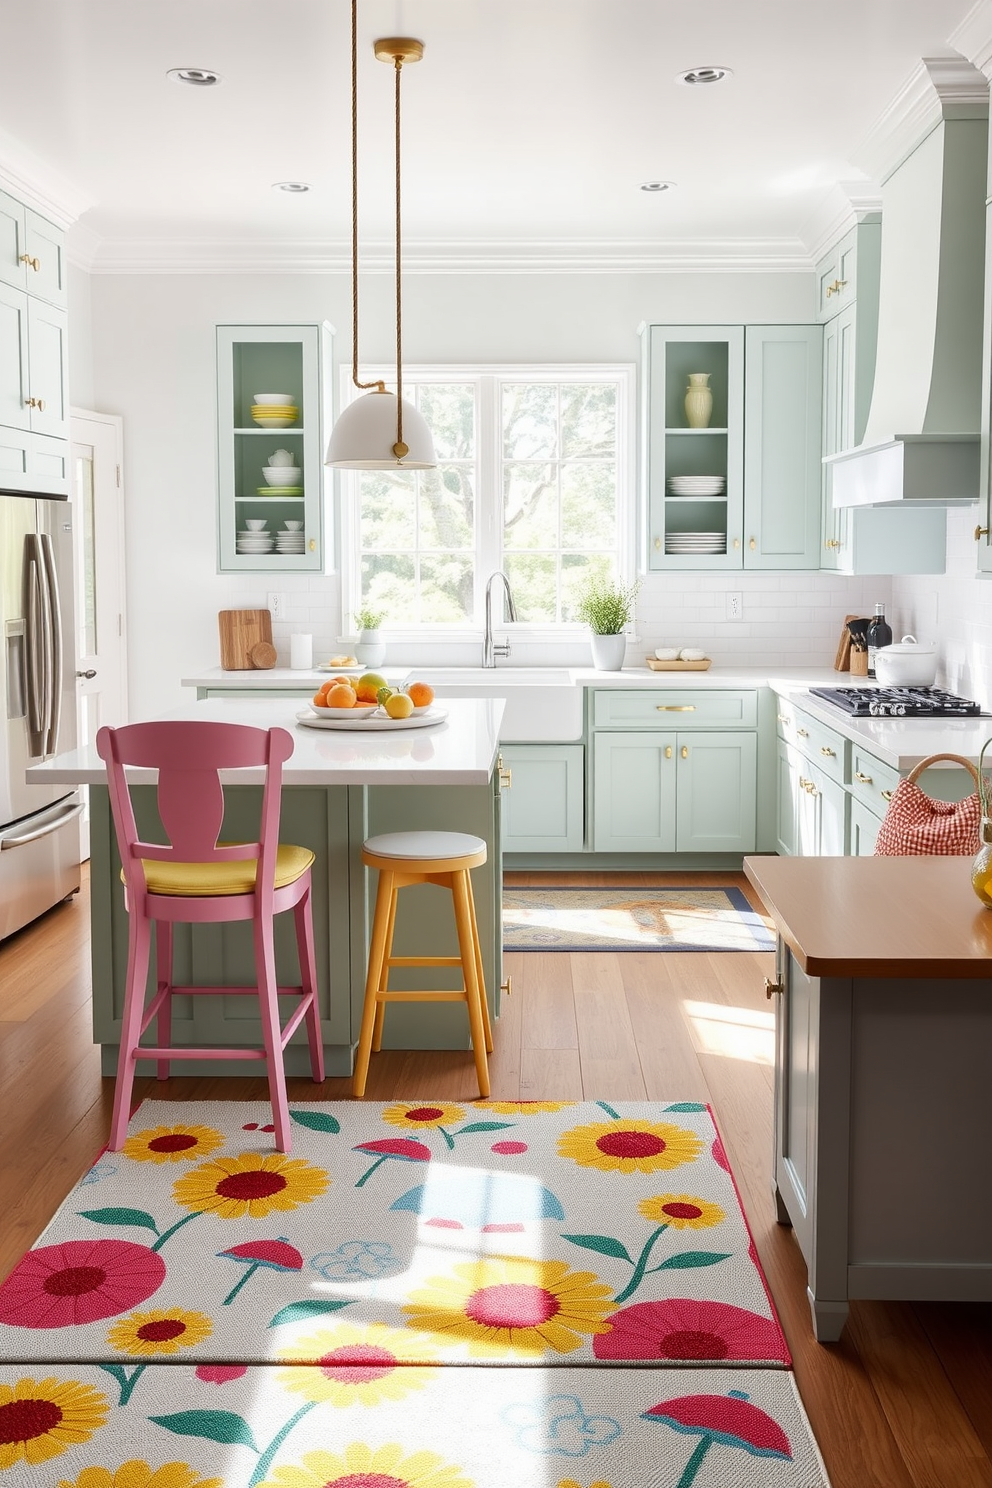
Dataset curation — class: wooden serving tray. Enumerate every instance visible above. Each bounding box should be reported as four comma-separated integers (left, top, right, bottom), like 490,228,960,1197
645,656,712,671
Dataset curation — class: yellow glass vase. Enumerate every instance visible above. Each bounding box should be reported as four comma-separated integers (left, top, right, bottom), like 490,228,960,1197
972,818,992,906
684,372,713,429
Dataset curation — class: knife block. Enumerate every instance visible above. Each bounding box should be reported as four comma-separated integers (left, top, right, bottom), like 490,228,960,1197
850,650,869,676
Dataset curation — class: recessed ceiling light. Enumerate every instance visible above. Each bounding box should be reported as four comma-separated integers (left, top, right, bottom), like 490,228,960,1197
167,67,222,87
272,181,312,194
676,66,733,86
639,180,676,193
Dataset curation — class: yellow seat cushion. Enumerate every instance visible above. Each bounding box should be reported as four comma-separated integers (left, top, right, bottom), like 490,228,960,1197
124,843,315,897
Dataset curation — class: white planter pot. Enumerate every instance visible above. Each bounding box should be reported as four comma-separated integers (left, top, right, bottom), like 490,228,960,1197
590,632,627,671
355,630,386,667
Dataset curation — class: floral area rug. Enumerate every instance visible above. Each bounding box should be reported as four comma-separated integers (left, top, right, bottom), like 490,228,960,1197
502,886,776,952
0,1101,789,1370
0,1363,831,1487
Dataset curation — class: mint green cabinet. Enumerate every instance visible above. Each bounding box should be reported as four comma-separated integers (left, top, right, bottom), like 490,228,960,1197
592,730,756,854
643,323,822,571
0,190,67,306
849,796,883,855
743,325,822,569
0,212,69,497
216,323,332,573
776,738,800,857
500,745,584,853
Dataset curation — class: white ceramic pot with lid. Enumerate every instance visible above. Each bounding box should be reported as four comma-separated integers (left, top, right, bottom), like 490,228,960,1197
873,635,938,688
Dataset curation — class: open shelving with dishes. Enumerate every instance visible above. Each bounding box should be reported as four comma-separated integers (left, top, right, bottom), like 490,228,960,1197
215,323,333,572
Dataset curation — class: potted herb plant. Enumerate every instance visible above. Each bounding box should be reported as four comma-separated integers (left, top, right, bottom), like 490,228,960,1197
574,574,640,671
353,605,386,667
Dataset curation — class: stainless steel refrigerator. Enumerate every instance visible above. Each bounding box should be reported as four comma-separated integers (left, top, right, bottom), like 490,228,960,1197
0,491,82,940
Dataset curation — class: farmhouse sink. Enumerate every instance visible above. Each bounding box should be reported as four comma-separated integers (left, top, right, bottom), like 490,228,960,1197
401,667,583,742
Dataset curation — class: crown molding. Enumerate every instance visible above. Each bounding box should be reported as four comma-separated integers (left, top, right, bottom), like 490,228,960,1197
948,0,992,80
68,233,816,276
0,133,92,227
853,53,989,185
799,183,883,265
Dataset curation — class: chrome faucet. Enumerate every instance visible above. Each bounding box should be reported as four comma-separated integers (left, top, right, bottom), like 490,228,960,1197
483,571,516,667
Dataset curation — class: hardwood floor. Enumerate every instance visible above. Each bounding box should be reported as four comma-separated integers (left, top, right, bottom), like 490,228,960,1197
2,865,991,1487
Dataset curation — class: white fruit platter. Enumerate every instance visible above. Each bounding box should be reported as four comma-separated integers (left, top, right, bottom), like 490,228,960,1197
296,706,448,732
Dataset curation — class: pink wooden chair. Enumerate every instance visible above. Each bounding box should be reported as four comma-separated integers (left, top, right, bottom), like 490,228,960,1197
96,719,324,1152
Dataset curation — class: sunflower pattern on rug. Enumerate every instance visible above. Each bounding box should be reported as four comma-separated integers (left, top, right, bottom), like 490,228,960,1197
0,1101,789,1370
0,1363,831,1487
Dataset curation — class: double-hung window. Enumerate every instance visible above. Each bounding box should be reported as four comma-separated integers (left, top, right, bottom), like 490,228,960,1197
338,364,635,633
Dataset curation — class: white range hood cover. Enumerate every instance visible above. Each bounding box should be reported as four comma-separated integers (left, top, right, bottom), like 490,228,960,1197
830,57,989,507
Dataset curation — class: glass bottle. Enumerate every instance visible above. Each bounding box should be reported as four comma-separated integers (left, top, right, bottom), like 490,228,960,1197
866,602,892,679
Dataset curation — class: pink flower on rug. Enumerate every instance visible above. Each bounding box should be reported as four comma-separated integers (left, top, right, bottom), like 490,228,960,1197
196,1364,248,1384
593,1298,789,1364
0,1240,166,1329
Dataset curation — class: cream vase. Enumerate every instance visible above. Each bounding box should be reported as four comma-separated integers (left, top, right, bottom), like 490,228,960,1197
684,372,713,429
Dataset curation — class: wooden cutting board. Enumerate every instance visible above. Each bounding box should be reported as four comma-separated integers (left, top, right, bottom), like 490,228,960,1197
218,609,275,670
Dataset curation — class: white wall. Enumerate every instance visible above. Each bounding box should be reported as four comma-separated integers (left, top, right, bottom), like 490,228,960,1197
80,266,893,718
893,508,992,707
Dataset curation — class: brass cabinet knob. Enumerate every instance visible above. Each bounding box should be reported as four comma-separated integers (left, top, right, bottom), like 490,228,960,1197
681,744,688,759
776,714,790,723
764,977,783,998
825,278,848,297
18,253,40,271
500,976,512,998
749,537,756,550
732,537,740,549
654,536,662,550
976,525,989,541
25,396,46,411
664,745,673,759
820,746,835,757
881,789,894,802
824,538,840,549
796,727,808,738
308,538,316,550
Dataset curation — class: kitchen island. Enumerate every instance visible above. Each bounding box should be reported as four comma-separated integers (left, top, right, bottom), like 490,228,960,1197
26,695,505,1077
744,852,992,1342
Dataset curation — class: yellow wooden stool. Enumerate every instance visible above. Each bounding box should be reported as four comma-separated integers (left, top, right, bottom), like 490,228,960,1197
353,830,494,1098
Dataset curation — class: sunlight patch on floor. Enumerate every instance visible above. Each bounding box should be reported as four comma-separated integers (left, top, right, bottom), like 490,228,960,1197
682,999,775,1065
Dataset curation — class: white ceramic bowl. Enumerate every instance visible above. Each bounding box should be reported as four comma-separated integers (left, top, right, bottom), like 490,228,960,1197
308,702,377,719
262,466,302,487
245,518,267,531
268,449,297,467
253,393,294,406
873,636,938,688
282,520,303,531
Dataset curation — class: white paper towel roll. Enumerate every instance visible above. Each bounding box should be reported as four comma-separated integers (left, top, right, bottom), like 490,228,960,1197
290,633,313,670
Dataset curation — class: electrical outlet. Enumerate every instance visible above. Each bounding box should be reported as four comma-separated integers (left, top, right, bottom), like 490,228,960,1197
267,592,286,621
726,591,743,621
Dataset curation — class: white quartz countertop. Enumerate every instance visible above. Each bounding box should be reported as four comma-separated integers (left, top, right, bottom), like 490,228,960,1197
26,696,504,787
175,664,992,773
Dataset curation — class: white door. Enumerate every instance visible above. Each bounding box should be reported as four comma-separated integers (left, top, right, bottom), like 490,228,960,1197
70,409,128,856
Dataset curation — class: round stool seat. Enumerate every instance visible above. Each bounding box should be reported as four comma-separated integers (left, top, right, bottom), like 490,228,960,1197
363,829,486,865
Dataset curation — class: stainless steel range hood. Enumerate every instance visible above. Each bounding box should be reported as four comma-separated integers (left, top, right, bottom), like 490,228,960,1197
829,58,988,507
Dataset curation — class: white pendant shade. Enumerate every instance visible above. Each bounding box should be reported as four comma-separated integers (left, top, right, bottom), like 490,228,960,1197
324,390,437,469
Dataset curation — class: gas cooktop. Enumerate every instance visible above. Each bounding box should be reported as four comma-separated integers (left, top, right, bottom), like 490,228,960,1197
809,686,986,718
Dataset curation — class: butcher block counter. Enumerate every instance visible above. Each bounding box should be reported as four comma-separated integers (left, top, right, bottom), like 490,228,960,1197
745,854,992,1341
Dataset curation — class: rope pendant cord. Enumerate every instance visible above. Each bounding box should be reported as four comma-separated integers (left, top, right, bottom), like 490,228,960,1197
350,0,385,398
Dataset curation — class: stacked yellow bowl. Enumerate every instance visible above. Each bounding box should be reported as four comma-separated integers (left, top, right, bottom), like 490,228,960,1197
251,393,298,429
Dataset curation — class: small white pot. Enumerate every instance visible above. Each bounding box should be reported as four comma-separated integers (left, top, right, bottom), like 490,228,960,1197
355,629,386,667
590,632,627,671
873,635,938,688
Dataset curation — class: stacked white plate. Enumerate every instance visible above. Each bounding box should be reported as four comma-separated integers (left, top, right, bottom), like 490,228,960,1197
668,475,726,497
236,532,274,553
274,530,305,553
665,531,727,554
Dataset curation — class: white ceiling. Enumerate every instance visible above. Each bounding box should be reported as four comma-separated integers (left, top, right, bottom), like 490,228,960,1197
0,0,989,272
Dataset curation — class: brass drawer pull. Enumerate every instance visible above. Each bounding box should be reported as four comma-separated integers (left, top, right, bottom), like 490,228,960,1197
825,278,848,297
820,746,835,757
656,704,695,711
18,253,40,271
976,525,989,542
496,752,512,790
25,396,46,411
824,538,840,549
854,771,873,784
796,727,808,738
881,789,893,801
777,714,790,723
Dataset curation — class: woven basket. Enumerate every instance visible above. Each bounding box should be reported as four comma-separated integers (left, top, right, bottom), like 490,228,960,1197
874,753,983,857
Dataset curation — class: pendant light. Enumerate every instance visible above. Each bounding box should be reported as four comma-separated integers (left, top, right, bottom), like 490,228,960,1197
325,0,436,469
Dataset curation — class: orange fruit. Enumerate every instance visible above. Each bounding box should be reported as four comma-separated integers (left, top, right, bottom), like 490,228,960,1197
312,691,330,708
355,671,387,703
406,681,434,708
317,679,335,696
327,682,358,708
